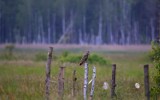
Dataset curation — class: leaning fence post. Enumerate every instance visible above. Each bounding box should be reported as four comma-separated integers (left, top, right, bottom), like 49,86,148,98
111,64,116,98
72,69,77,97
45,47,53,100
144,64,150,100
58,66,65,99
90,66,96,100
84,63,88,100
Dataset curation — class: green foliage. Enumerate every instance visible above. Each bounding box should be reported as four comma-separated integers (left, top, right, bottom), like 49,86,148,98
89,54,109,65
150,41,160,99
59,51,110,65
59,52,81,63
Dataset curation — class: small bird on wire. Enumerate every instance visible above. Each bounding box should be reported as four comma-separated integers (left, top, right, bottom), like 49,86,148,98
79,51,90,66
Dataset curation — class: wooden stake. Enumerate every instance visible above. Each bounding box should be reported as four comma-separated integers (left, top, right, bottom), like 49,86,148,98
90,66,96,100
45,47,53,100
144,64,150,100
58,66,65,99
72,69,77,97
111,64,116,98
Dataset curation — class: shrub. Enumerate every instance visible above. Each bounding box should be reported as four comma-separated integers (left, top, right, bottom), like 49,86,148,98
59,51,110,65
89,54,108,65
59,53,81,63
150,41,160,99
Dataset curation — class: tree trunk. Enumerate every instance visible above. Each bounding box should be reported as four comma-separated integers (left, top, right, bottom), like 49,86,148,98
150,19,155,41
53,14,56,43
156,0,160,37
62,6,66,35
83,15,87,44
96,12,102,44
133,22,138,44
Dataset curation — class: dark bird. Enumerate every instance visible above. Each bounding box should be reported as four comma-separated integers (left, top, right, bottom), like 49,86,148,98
79,51,90,66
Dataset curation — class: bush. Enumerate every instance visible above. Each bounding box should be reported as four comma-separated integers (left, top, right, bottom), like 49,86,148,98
89,54,109,65
59,51,110,65
150,41,160,99
59,53,81,63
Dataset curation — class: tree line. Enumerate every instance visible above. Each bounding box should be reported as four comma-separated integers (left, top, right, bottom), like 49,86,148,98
0,0,159,44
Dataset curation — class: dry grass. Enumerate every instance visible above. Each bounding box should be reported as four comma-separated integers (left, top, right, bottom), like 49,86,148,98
0,45,154,100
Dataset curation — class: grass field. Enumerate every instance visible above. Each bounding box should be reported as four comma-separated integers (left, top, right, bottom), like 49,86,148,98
0,44,155,100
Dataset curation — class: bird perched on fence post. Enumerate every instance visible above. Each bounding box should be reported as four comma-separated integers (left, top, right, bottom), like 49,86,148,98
79,51,90,66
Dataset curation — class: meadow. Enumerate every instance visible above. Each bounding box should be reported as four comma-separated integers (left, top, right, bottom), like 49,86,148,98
0,45,155,100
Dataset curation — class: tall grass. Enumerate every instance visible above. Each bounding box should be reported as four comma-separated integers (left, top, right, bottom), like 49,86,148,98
0,47,154,100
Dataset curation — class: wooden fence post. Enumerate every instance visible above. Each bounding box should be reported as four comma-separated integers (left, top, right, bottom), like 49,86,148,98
58,66,65,99
111,64,116,98
84,63,88,100
45,47,53,100
90,66,96,100
144,64,150,100
72,69,77,97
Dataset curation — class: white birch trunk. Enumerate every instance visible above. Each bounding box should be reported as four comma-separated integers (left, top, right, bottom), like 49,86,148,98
150,19,155,41
127,32,131,45
90,66,96,100
48,22,51,44
38,15,44,43
83,15,87,44
62,6,65,35
53,14,56,43
133,22,138,44
120,24,125,45
96,12,102,44
84,63,88,100
109,24,113,44
58,11,74,44
121,0,126,45
79,29,83,45
70,11,74,43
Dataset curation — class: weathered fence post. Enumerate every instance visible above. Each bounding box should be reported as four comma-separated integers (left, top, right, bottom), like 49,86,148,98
84,63,88,100
58,66,65,99
45,47,53,100
111,64,116,98
90,66,96,100
144,64,150,100
72,69,77,97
